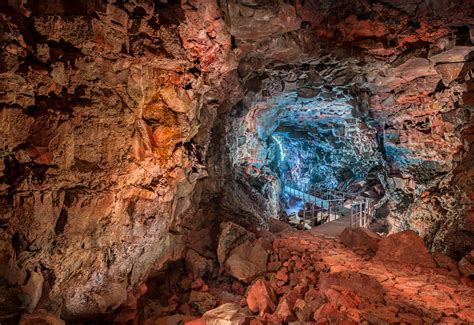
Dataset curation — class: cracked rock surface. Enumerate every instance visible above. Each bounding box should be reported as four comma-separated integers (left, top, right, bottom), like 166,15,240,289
0,0,473,322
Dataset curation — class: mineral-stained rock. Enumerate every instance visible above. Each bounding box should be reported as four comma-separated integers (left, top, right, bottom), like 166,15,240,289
339,227,382,256
189,291,218,314
246,279,276,315
217,222,256,266
374,230,437,268
202,303,250,325
228,2,301,40
225,238,268,283
458,250,474,277
19,310,65,325
2,0,474,321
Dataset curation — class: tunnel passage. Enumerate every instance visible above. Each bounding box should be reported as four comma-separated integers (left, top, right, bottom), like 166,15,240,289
224,64,388,227
219,48,473,251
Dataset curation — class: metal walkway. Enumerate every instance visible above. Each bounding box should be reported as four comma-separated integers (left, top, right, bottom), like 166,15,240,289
284,186,329,209
284,182,374,234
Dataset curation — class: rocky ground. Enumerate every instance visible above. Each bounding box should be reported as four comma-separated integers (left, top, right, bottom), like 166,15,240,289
29,221,469,325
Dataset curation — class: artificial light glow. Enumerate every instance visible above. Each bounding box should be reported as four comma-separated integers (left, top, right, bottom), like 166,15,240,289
272,135,286,161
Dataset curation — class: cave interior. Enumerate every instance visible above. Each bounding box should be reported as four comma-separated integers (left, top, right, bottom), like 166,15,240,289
1,0,474,324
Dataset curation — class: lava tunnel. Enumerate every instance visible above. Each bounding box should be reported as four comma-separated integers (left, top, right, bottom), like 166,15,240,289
0,0,474,323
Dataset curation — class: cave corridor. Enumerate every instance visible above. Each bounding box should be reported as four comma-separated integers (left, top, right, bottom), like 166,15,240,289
1,0,474,324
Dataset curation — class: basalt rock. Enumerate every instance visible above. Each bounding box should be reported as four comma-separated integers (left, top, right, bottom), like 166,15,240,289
225,238,269,283
374,230,437,268
1,0,474,321
340,227,382,256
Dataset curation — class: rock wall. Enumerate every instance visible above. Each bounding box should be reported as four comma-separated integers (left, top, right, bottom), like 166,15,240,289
222,0,473,255
0,0,240,318
0,0,473,320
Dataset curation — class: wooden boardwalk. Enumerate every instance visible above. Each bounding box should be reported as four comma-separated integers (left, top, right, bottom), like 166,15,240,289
309,215,351,237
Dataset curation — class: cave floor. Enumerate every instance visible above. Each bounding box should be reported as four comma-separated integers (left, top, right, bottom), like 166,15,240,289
146,226,474,324
310,216,352,237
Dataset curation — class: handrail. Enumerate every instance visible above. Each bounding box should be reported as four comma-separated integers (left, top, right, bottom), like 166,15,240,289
284,181,374,229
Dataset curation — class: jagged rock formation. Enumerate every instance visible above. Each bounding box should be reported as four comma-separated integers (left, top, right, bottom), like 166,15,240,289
0,0,240,319
0,0,473,322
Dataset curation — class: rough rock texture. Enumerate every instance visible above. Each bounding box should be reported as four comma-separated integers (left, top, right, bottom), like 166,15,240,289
19,309,64,325
225,238,269,283
220,0,474,259
1,0,474,321
375,230,437,268
0,0,240,319
202,303,249,325
340,227,382,256
142,226,474,324
246,279,276,316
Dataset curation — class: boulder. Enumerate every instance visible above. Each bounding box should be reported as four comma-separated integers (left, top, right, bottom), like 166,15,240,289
19,310,65,325
429,46,474,63
339,227,382,256
185,249,214,279
225,238,268,283
189,291,218,314
202,303,250,325
268,218,292,234
458,250,474,277
319,271,385,303
374,230,436,268
246,279,276,315
217,222,256,266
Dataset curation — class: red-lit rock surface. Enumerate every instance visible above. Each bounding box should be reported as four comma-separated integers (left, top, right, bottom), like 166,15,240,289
135,224,473,324
0,0,241,319
1,0,473,322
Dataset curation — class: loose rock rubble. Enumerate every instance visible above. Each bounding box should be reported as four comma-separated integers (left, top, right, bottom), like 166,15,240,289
133,221,474,324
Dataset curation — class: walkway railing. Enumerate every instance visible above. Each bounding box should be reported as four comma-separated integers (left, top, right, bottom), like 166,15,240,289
349,198,374,228
284,181,374,229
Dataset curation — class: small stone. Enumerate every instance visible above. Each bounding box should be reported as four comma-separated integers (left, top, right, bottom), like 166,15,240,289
202,303,250,325
246,279,277,315
275,267,289,283
188,291,218,314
